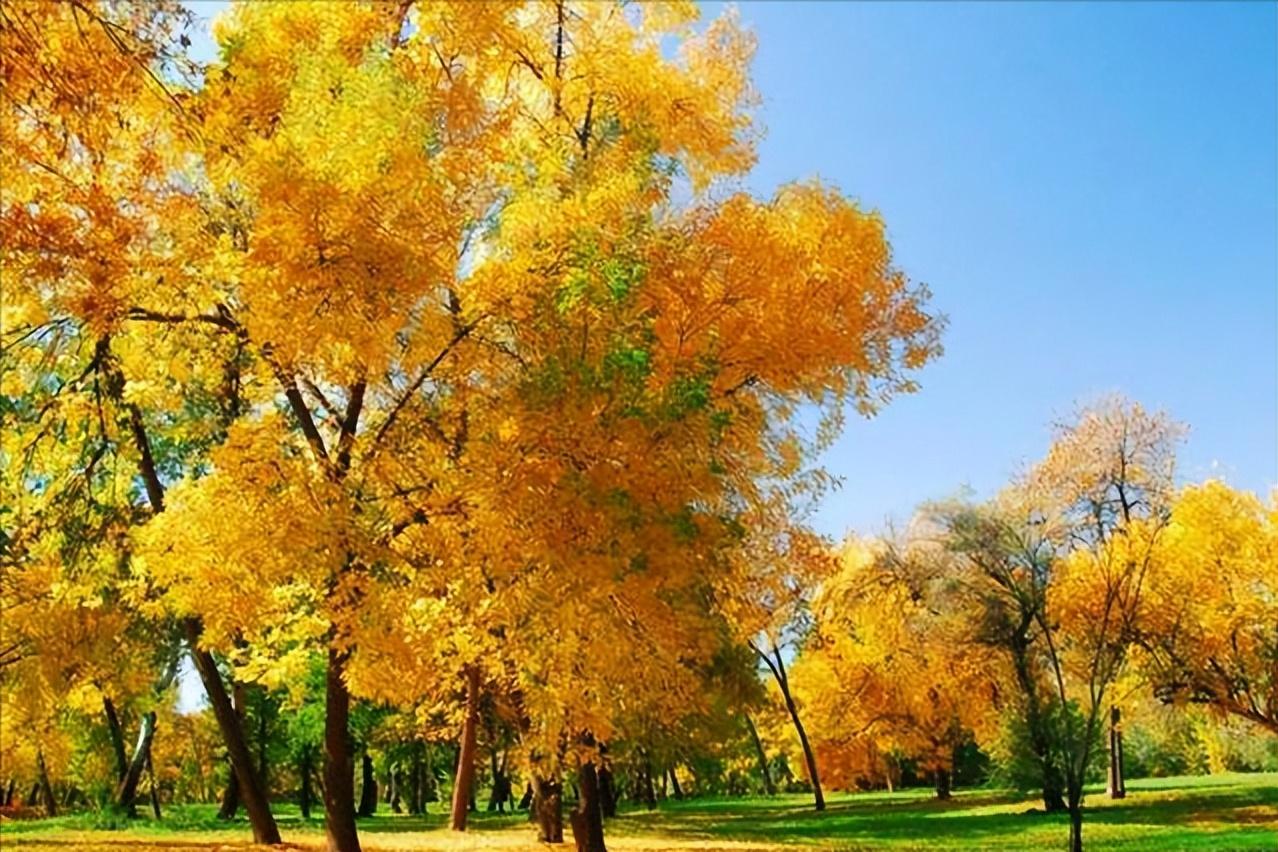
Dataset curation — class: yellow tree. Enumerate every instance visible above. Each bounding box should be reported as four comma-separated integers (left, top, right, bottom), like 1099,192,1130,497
1137,481,1277,735
795,535,997,798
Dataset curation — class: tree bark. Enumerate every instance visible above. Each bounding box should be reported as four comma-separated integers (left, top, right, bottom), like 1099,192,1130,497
322,645,361,852
568,759,606,852
640,756,656,810
744,714,775,795
217,681,246,820
754,641,824,811
450,666,480,831
115,711,156,813
4,778,15,806
1009,642,1066,813
103,697,129,783
518,782,534,811
300,749,314,820
533,777,564,843
598,765,616,818
934,767,952,800
146,752,162,819
408,751,423,815
36,750,56,817
668,767,683,800
1068,789,1084,852
389,768,402,813
1107,705,1126,800
100,339,279,843
357,752,377,817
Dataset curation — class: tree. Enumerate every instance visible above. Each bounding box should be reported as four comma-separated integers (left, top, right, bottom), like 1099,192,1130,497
1137,481,1277,735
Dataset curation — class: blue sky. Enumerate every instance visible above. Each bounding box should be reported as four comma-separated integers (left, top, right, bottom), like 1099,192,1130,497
187,1,1277,538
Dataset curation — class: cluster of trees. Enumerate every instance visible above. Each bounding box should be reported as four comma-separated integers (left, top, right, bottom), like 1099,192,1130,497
782,398,1277,851
0,5,1272,852
2,2,937,851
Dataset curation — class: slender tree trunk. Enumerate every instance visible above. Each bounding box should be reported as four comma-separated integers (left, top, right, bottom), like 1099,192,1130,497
27,782,40,808
36,750,56,817
598,765,616,818
103,697,129,783
300,749,313,820
533,777,564,843
115,711,156,813
450,666,480,831
218,768,240,819
101,344,279,844
408,751,423,815
641,757,656,810
519,782,534,811
4,778,16,805
1068,789,1084,852
1010,642,1066,813
744,715,775,795
322,645,361,852
568,758,606,852
1107,706,1125,800
668,767,683,800
357,752,377,817
389,768,402,813
186,623,281,843
147,752,162,819
934,767,952,800
755,641,824,811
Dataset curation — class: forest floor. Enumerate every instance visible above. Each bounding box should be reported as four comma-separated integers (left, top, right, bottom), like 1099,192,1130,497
1,772,1274,851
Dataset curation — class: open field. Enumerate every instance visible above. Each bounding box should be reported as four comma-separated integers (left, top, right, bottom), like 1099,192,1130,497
2,773,1274,851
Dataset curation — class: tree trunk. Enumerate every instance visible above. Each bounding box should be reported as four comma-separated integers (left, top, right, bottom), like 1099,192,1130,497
357,751,375,817
218,767,240,819
641,757,656,810
115,711,156,813
147,752,162,819
408,751,423,815
357,752,377,817
1068,791,1084,852
1107,706,1126,800
322,645,361,852
934,767,952,800
389,768,402,813
450,666,480,831
533,777,564,843
598,766,616,818
518,782,534,811
300,749,313,820
1010,642,1066,813
186,622,282,843
668,767,683,800
778,679,823,810
744,715,775,795
36,750,56,817
103,697,129,784
4,778,16,806
568,759,606,852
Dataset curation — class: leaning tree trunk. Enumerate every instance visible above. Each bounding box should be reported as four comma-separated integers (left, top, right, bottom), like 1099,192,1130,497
744,715,775,795
450,666,480,830
533,777,564,843
1107,706,1126,800
764,643,824,812
217,681,247,820
322,645,361,852
357,752,377,817
568,758,606,852
36,750,56,817
103,345,280,845
146,752,162,819
103,697,129,784
668,766,683,800
115,711,156,813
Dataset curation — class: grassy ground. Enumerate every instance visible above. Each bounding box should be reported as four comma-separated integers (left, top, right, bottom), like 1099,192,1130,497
1,772,1274,851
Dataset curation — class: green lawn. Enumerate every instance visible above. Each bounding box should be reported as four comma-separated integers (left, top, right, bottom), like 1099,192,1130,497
2,772,1274,850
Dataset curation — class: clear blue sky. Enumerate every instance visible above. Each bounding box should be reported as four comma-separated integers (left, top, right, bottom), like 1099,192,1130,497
710,0,1278,537
187,1,1277,538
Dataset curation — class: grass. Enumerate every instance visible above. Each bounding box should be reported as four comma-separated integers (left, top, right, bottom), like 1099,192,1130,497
1,772,1274,850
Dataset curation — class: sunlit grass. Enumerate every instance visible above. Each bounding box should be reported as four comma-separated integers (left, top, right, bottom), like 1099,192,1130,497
2,772,1274,850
